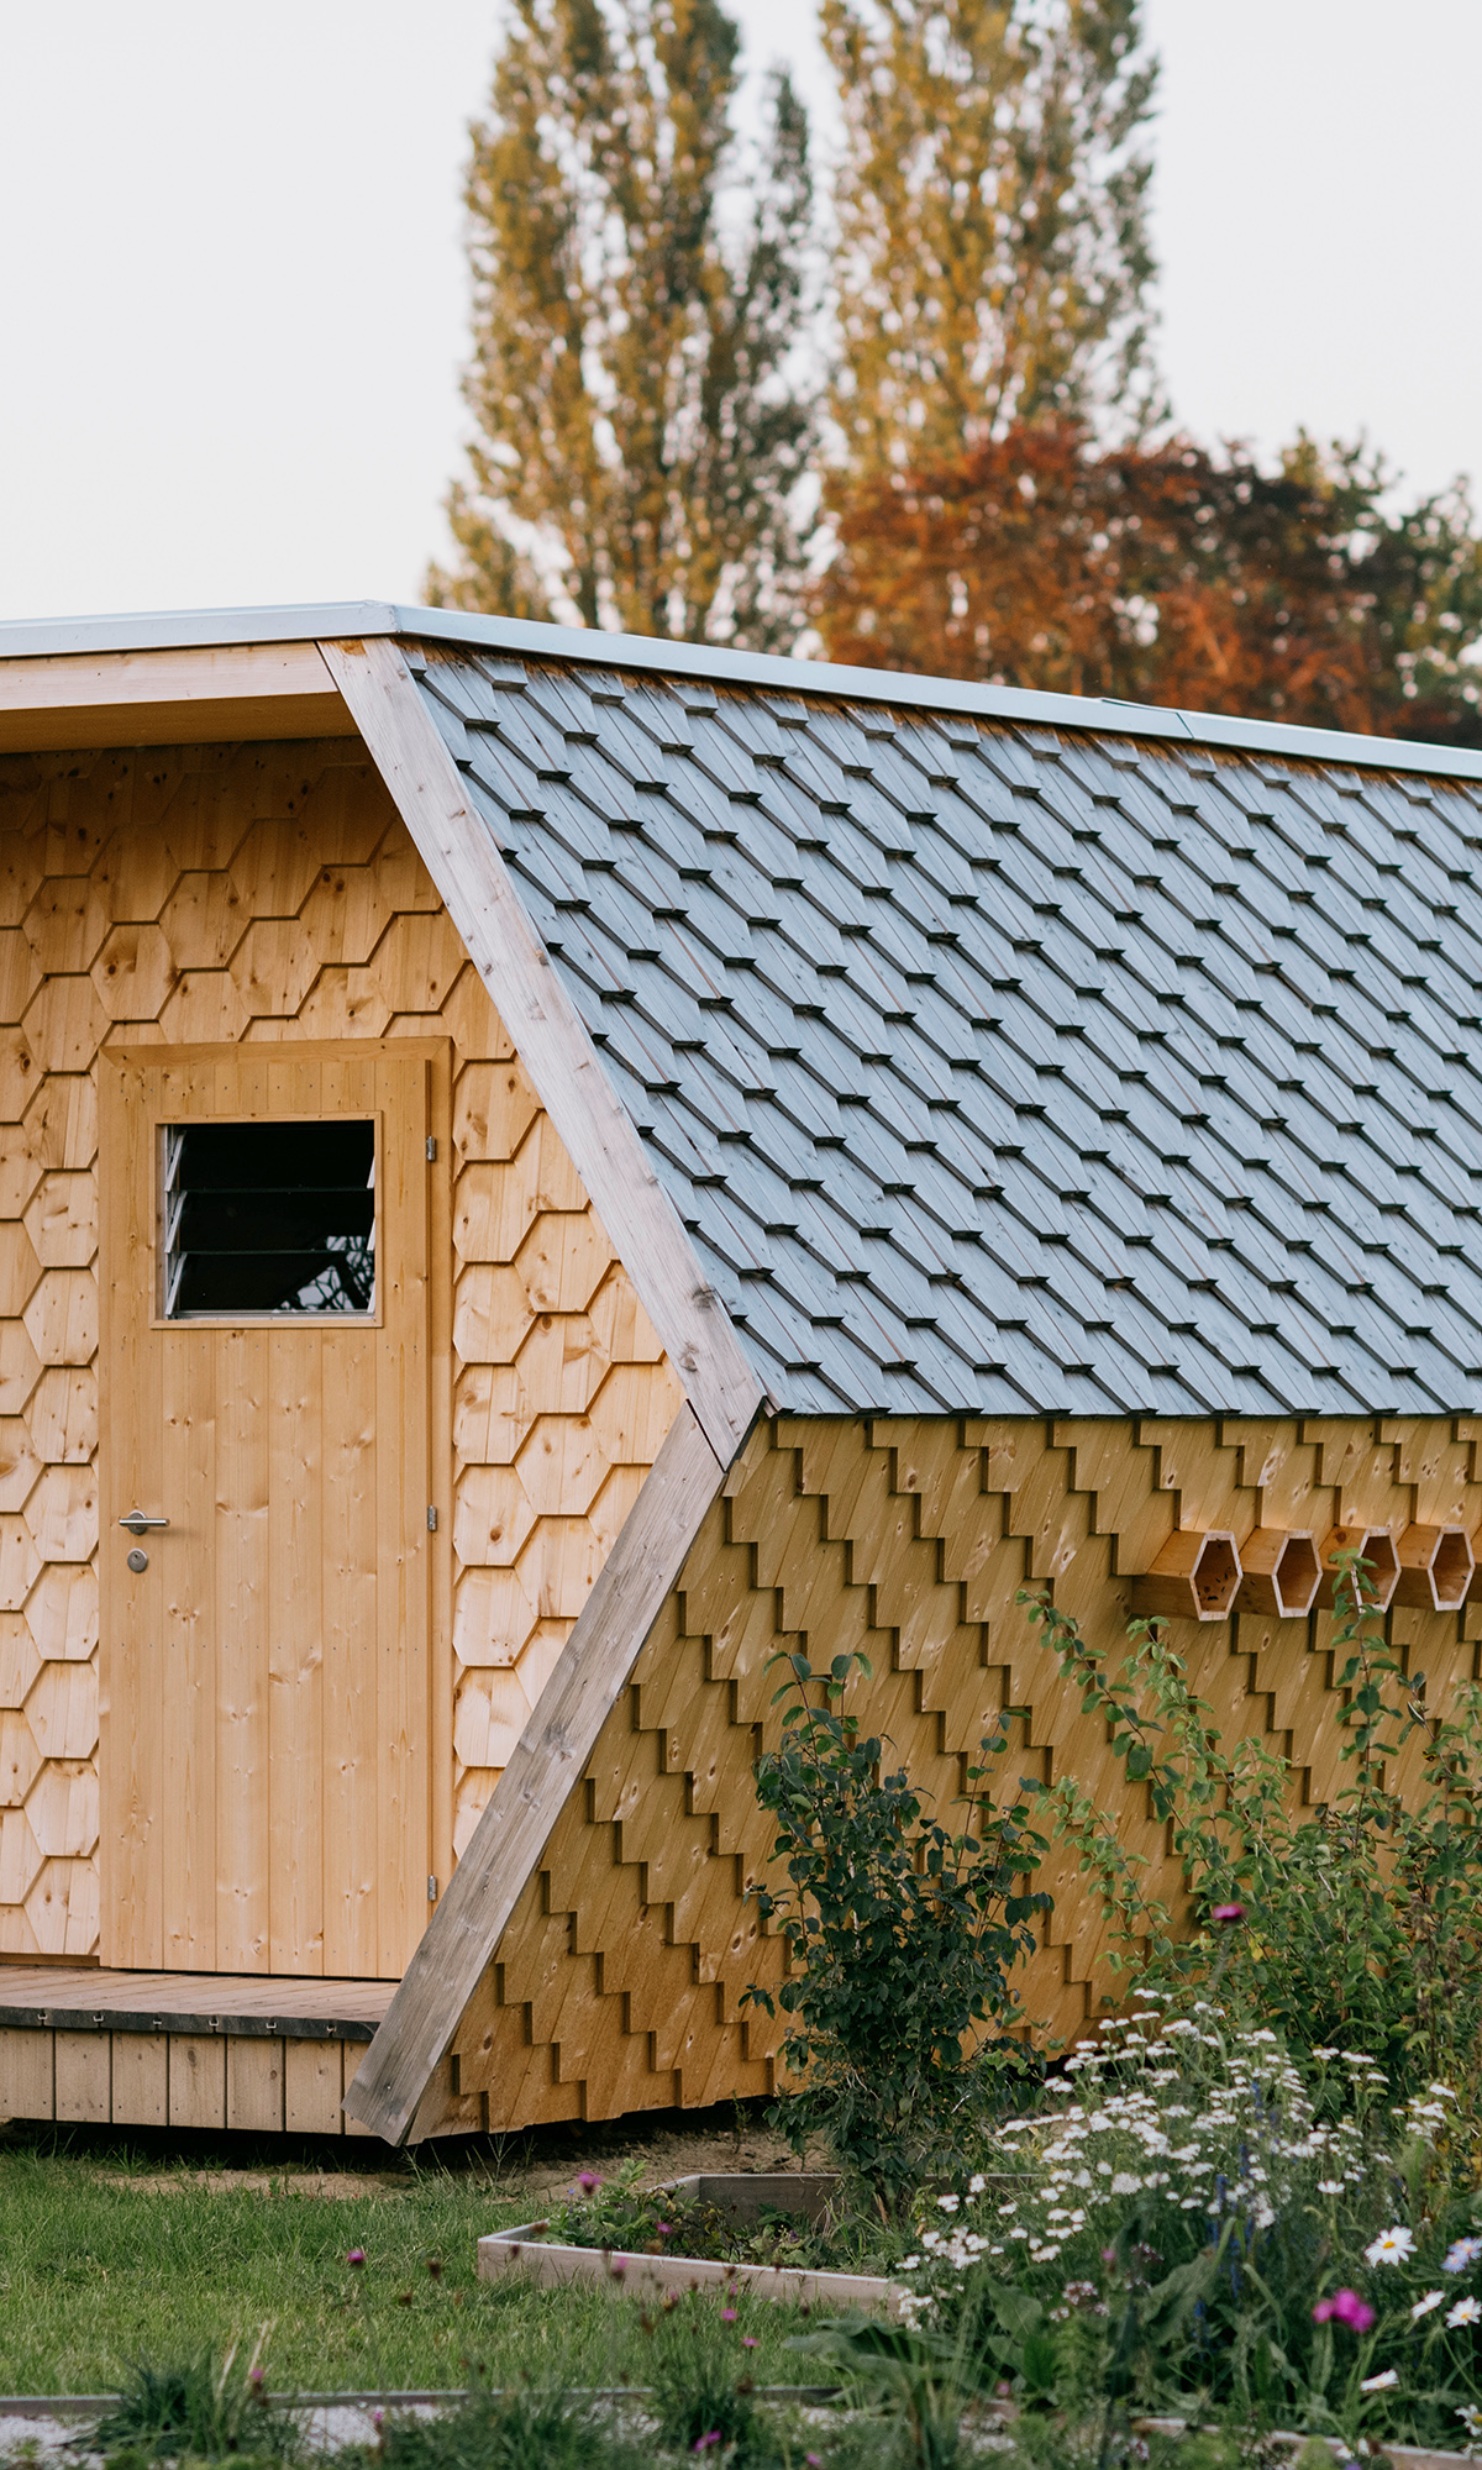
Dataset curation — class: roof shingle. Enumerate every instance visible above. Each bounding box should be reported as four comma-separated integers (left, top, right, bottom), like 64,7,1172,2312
415,643,1482,1417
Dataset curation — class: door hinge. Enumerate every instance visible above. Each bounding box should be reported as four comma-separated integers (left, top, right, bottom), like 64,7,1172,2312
427,1504,438,1532
426,1135,437,1162
427,1874,439,1904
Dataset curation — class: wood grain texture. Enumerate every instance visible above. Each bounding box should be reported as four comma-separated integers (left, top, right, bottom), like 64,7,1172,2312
0,2014,467,2137
423,1411,1482,2137
100,1041,435,1979
344,1400,729,2143
0,740,684,1970
0,645,352,753
319,637,763,1467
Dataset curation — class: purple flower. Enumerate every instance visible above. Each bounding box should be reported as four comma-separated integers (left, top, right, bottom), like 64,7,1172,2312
692,2436,722,2454
347,2248,366,2268
720,2307,738,2322
1211,1903,1246,1924
742,2336,759,2349
578,2170,601,2195
1313,2288,1375,2333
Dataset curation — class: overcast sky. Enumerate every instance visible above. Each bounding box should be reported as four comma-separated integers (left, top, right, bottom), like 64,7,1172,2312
0,0,1476,625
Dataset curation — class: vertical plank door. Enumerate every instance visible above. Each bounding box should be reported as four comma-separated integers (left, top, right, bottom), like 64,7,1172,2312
99,1041,442,1979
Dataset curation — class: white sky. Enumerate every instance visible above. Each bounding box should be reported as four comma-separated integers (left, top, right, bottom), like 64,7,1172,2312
0,0,1476,624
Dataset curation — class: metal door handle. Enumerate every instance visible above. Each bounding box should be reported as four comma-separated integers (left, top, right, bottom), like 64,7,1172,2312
119,1510,169,1536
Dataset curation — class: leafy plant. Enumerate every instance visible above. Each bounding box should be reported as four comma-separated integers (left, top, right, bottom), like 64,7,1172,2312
745,1649,1050,2217
89,2331,294,2464
1021,1553,1482,2104
541,2158,887,2273
791,2315,978,2470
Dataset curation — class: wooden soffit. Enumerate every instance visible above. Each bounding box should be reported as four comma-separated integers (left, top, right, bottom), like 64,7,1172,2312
0,640,356,751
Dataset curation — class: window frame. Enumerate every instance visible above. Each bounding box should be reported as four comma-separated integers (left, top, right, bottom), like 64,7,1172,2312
153,1110,385,1330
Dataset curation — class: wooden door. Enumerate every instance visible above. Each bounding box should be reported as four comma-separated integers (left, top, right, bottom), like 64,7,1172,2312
99,1041,444,1979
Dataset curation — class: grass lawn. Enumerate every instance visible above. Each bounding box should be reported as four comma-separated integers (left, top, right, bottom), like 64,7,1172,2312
0,2127,811,2396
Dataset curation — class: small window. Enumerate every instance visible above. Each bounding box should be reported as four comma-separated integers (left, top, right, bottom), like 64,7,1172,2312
163,1121,376,1318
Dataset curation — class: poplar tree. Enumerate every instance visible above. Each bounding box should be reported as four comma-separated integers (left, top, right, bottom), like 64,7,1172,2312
428,0,816,649
823,0,1160,480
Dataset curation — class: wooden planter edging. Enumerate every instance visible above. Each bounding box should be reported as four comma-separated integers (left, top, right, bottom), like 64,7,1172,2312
477,2167,904,2319
476,2230,906,2317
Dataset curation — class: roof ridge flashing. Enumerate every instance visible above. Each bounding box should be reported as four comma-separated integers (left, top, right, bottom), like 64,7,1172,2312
0,599,1478,787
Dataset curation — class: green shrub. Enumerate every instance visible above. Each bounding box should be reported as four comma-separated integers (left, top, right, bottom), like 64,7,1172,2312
745,1649,1050,2218
1022,1552,1482,2105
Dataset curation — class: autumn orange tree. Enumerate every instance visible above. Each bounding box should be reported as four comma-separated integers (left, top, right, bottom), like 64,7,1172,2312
815,422,1482,743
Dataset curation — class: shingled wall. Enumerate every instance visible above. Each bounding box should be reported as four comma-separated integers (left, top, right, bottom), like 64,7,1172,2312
0,739,682,1962
441,1410,1482,2132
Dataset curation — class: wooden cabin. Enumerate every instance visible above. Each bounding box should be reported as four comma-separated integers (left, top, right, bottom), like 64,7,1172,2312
0,603,1479,2142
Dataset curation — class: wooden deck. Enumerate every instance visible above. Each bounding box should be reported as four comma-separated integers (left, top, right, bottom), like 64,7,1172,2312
0,1963,477,2143
0,1966,395,2043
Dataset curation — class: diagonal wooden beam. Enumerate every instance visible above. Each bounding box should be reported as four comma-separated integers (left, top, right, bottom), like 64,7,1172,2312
320,632,764,1464
343,1401,735,2143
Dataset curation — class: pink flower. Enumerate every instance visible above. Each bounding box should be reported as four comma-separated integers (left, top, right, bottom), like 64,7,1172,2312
692,2436,722,2454
742,2336,758,2348
347,2248,366,2267
578,2170,601,2195
1313,2288,1375,2333
720,2307,737,2323
1212,1903,1246,1924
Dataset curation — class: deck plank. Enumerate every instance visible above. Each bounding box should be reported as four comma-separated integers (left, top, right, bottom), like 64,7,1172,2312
0,1965,394,2041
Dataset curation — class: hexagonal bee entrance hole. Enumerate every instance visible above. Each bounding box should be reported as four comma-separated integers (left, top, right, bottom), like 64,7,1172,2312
1395,1523,1475,1613
1236,1529,1321,1620
1319,1526,1399,1612
1132,1530,1242,1624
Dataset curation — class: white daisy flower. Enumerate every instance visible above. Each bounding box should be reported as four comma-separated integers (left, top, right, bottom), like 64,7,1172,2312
1364,2227,1416,2265
1360,2369,1399,2392
1412,2291,1445,2319
1447,2296,1482,2329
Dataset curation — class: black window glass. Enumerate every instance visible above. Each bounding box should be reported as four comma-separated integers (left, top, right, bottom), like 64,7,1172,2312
164,1121,376,1317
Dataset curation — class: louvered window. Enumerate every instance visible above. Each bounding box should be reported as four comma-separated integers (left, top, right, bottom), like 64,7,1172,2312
163,1121,375,1317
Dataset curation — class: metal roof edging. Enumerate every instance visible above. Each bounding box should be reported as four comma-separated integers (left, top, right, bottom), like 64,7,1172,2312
0,598,1477,786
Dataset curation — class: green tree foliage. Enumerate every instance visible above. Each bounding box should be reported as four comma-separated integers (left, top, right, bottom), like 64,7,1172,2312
817,421,1482,743
822,0,1160,484
744,1649,1048,2217
428,0,816,649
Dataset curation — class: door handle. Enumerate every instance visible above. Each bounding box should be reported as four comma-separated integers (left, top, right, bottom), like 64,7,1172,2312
119,1510,169,1536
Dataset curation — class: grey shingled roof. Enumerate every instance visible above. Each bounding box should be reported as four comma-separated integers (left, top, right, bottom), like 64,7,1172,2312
411,642,1482,1418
